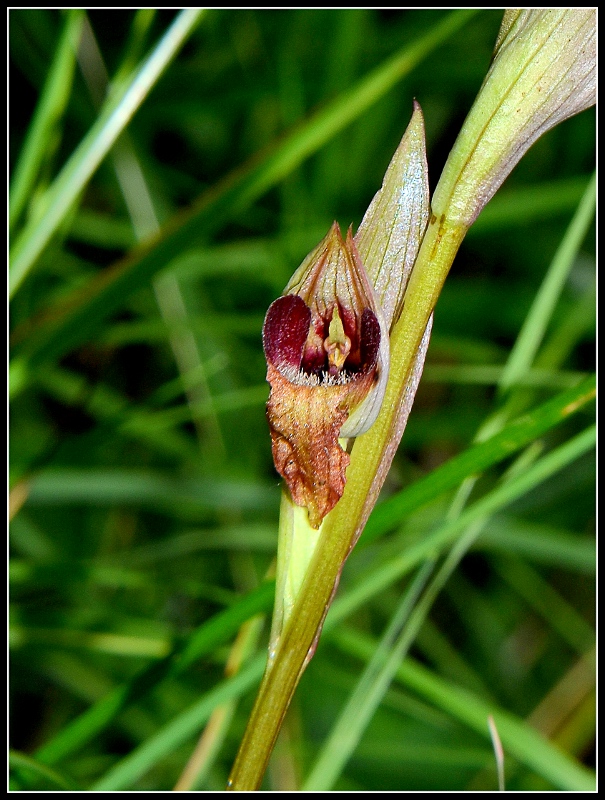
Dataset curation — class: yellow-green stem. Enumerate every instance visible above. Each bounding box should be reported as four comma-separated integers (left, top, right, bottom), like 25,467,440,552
227,214,467,790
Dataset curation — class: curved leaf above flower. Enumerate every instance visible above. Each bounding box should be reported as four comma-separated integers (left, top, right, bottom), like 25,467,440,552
433,8,596,228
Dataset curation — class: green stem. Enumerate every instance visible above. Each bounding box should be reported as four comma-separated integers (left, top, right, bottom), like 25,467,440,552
226,215,467,790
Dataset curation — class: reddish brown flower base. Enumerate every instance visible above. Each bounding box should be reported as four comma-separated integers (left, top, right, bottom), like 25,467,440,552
266,364,352,529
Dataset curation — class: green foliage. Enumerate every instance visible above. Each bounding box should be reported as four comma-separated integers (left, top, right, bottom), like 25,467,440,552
10,9,594,791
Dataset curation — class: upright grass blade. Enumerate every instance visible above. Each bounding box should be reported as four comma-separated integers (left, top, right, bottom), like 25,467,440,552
9,10,85,231
9,8,205,297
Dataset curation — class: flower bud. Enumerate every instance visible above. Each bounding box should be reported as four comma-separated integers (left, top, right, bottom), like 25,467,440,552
263,222,389,528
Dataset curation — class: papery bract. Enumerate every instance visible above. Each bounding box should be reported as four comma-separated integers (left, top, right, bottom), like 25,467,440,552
355,100,430,332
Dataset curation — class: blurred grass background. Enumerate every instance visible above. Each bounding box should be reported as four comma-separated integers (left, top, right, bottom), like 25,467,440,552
9,9,595,791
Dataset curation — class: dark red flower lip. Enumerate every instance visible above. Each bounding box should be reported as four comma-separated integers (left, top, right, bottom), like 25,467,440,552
262,295,381,384
262,295,310,373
